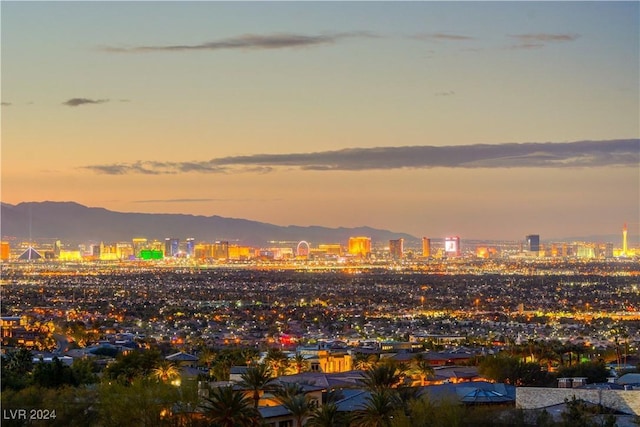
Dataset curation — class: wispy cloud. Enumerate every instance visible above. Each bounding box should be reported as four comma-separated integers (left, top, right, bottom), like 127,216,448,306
509,43,544,50
411,32,475,41
84,139,639,175
508,33,579,49
1,102,11,106
62,98,109,107
434,90,455,97
510,33,580,43
101,32,375,53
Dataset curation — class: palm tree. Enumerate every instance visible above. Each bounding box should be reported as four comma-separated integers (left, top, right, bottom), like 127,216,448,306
359,363,404,393
307,403,350,427
410,354,434,386
506,335,517,357
200,385,261,427
351,390,399,427
353,353,378,371
211,358,232,381
266,348,290,377
293,353,310,374
240,348,259,366
273,381,318,427
561,343,580,367
151,360,180,383
537,342,562,371
198,348,216,369
274,382,306,401
239,363,276,408
281,393,317,427
549,340,566,367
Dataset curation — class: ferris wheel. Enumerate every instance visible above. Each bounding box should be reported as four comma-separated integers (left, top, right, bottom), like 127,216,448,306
296,240,310,257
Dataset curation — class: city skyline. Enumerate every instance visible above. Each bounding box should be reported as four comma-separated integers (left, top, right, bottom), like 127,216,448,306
1,200,635,251
2,2,638,240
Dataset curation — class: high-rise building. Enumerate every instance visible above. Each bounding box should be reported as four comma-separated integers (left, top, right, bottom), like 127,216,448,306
444,236,461,257
194,243,212,259
185,238,195,257
348,237,371,258
165,238,180,257
422,237,431,258
577,244,596,259
317,244,343,256
212,241,229,260
389,239,404,260
595,243,614,259
116,242,133,260
526,235,540,253
623,223,628,256
228,245,254,260
0,241,10,261
92,243,102,258
132,238,148,258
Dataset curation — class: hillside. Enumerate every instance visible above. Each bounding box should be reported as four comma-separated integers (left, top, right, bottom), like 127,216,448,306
0,201,418,246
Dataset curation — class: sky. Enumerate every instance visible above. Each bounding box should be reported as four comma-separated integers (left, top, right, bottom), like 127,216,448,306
1,1,638,241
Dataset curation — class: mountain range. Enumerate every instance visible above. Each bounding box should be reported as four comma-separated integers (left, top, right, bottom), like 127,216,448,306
0,201,419,246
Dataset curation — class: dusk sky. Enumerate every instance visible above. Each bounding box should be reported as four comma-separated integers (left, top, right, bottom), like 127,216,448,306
2,1,638,241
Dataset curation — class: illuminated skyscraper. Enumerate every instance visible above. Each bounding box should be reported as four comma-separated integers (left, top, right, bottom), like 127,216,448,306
318,244,342,256
526,235,540,253
165,238,180,257
132,238,148,258
422,237,431,258
92,243,102,258
228,245,254,260
213,241,229,260
623,223,628,255
194,243,211,259
348,237,371,258
116,242,133,260
389,238,404,260
444,236,461,257
185,238,195,257
0,241,10,261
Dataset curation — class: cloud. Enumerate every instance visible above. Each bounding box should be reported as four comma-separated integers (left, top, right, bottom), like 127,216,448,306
84,139,639,175
1,102,11,106
411,32,475,41
510,33,579,43
508,33,579,49
87,161,171,175
508,43,544,50
62,98,109,107
101,32,375,53
434,90,455,96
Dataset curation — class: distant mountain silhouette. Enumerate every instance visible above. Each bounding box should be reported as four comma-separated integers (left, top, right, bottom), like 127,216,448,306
0,201,419,246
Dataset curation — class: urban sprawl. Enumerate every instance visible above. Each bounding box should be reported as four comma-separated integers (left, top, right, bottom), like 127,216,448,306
1,227,639,426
